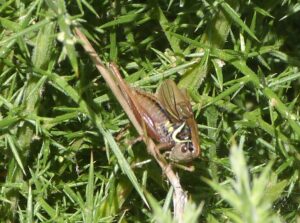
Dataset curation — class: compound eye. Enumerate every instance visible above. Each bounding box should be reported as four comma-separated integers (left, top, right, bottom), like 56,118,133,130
187,142,194,152
181,145,188,153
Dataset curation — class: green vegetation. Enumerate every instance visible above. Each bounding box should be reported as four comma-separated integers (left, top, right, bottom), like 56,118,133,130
1,0,299,222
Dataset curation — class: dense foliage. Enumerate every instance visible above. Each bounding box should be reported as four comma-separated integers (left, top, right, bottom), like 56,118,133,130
0,0,299,222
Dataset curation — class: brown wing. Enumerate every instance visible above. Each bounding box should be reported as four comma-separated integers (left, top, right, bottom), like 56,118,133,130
156,79,193,122
157,79,201,158
111,66,171,143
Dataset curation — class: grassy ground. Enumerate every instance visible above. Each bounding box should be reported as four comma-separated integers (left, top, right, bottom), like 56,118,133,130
0,0,300,222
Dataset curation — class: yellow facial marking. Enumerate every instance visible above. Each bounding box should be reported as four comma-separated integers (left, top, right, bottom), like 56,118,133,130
164,121,174,133
168,126,174,133
171,122,191,143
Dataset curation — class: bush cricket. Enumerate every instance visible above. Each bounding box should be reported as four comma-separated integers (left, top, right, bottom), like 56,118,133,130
109,63,200,163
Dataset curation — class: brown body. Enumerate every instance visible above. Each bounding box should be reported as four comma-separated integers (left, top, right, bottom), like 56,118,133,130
110,64,200,162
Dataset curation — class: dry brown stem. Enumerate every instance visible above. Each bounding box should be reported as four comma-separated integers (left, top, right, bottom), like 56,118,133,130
74,27,187,223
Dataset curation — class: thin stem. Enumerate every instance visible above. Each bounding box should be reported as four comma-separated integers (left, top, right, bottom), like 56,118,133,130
74,27,187,223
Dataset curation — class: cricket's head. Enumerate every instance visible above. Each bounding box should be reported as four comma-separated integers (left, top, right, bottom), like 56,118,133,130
166,142,198,162
165,121,200,163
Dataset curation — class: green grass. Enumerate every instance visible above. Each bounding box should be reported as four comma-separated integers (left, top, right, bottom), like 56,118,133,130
1,0,300,222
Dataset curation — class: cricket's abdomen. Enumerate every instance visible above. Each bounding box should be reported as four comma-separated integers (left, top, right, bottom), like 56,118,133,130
132,90,174,144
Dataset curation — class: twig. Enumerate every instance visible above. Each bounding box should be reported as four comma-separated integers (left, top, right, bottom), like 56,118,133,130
74,27,187,223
